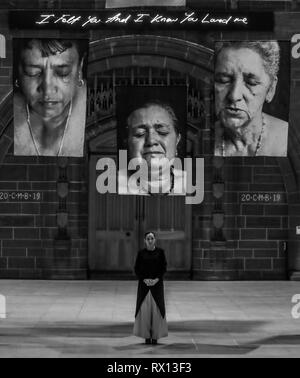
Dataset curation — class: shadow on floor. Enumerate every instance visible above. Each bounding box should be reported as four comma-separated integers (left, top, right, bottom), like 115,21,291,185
244,334,300,346
114,342,256,355
168,320,267,333
0,319,267,338
1,321,299,356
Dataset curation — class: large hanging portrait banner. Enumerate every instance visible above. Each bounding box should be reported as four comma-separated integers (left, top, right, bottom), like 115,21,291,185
13,38,89,157
214,40,290,158
116,86,187,196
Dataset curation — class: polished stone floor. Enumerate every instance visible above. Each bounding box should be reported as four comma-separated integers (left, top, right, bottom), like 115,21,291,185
0,280,299,358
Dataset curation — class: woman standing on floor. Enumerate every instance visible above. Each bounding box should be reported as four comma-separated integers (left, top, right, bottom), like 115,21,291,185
133,232,168,345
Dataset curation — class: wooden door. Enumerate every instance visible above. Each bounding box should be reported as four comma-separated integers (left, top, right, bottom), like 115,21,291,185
89,155,192,279
89,155,139,278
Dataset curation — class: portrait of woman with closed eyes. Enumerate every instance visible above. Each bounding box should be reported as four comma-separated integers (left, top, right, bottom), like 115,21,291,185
214,41,289,157
13,38,89,157
117,86,187,196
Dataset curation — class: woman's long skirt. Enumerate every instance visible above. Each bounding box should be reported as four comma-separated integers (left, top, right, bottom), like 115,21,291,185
133,291,168,340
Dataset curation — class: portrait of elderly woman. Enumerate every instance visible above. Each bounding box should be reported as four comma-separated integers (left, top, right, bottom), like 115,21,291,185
13,38,89,157
117,87,187,195
214,41,289,157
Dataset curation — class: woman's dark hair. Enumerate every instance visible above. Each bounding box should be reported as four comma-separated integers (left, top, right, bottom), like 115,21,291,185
144,231,156,239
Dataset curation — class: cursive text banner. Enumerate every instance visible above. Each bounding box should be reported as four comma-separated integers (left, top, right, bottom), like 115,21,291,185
9,10,274,31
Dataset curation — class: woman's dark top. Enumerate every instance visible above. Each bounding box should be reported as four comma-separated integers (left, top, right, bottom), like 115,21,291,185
134,247,167,318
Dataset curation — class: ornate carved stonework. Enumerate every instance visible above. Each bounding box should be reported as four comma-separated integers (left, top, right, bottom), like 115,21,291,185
87,67,207,125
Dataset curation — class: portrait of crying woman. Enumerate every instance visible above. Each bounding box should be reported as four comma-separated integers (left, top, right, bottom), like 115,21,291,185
214,41,289,157
13,38,88,157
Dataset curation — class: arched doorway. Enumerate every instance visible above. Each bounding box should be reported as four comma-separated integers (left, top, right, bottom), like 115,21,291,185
86,35,213,279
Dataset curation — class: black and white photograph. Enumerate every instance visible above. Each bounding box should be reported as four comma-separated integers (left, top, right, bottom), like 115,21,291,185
117,86,187,196
13,38,89,157
1,0,300,363
214,40,290,157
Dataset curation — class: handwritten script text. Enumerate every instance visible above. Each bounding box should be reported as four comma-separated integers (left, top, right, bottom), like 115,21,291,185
35,12,249,28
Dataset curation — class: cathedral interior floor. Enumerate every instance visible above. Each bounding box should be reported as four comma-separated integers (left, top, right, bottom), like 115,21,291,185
0,280,299,358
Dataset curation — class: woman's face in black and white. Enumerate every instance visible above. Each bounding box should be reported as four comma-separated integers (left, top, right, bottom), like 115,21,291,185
145,233,156,249
215,47,277,130
18,41,82,121
128,105,180,166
